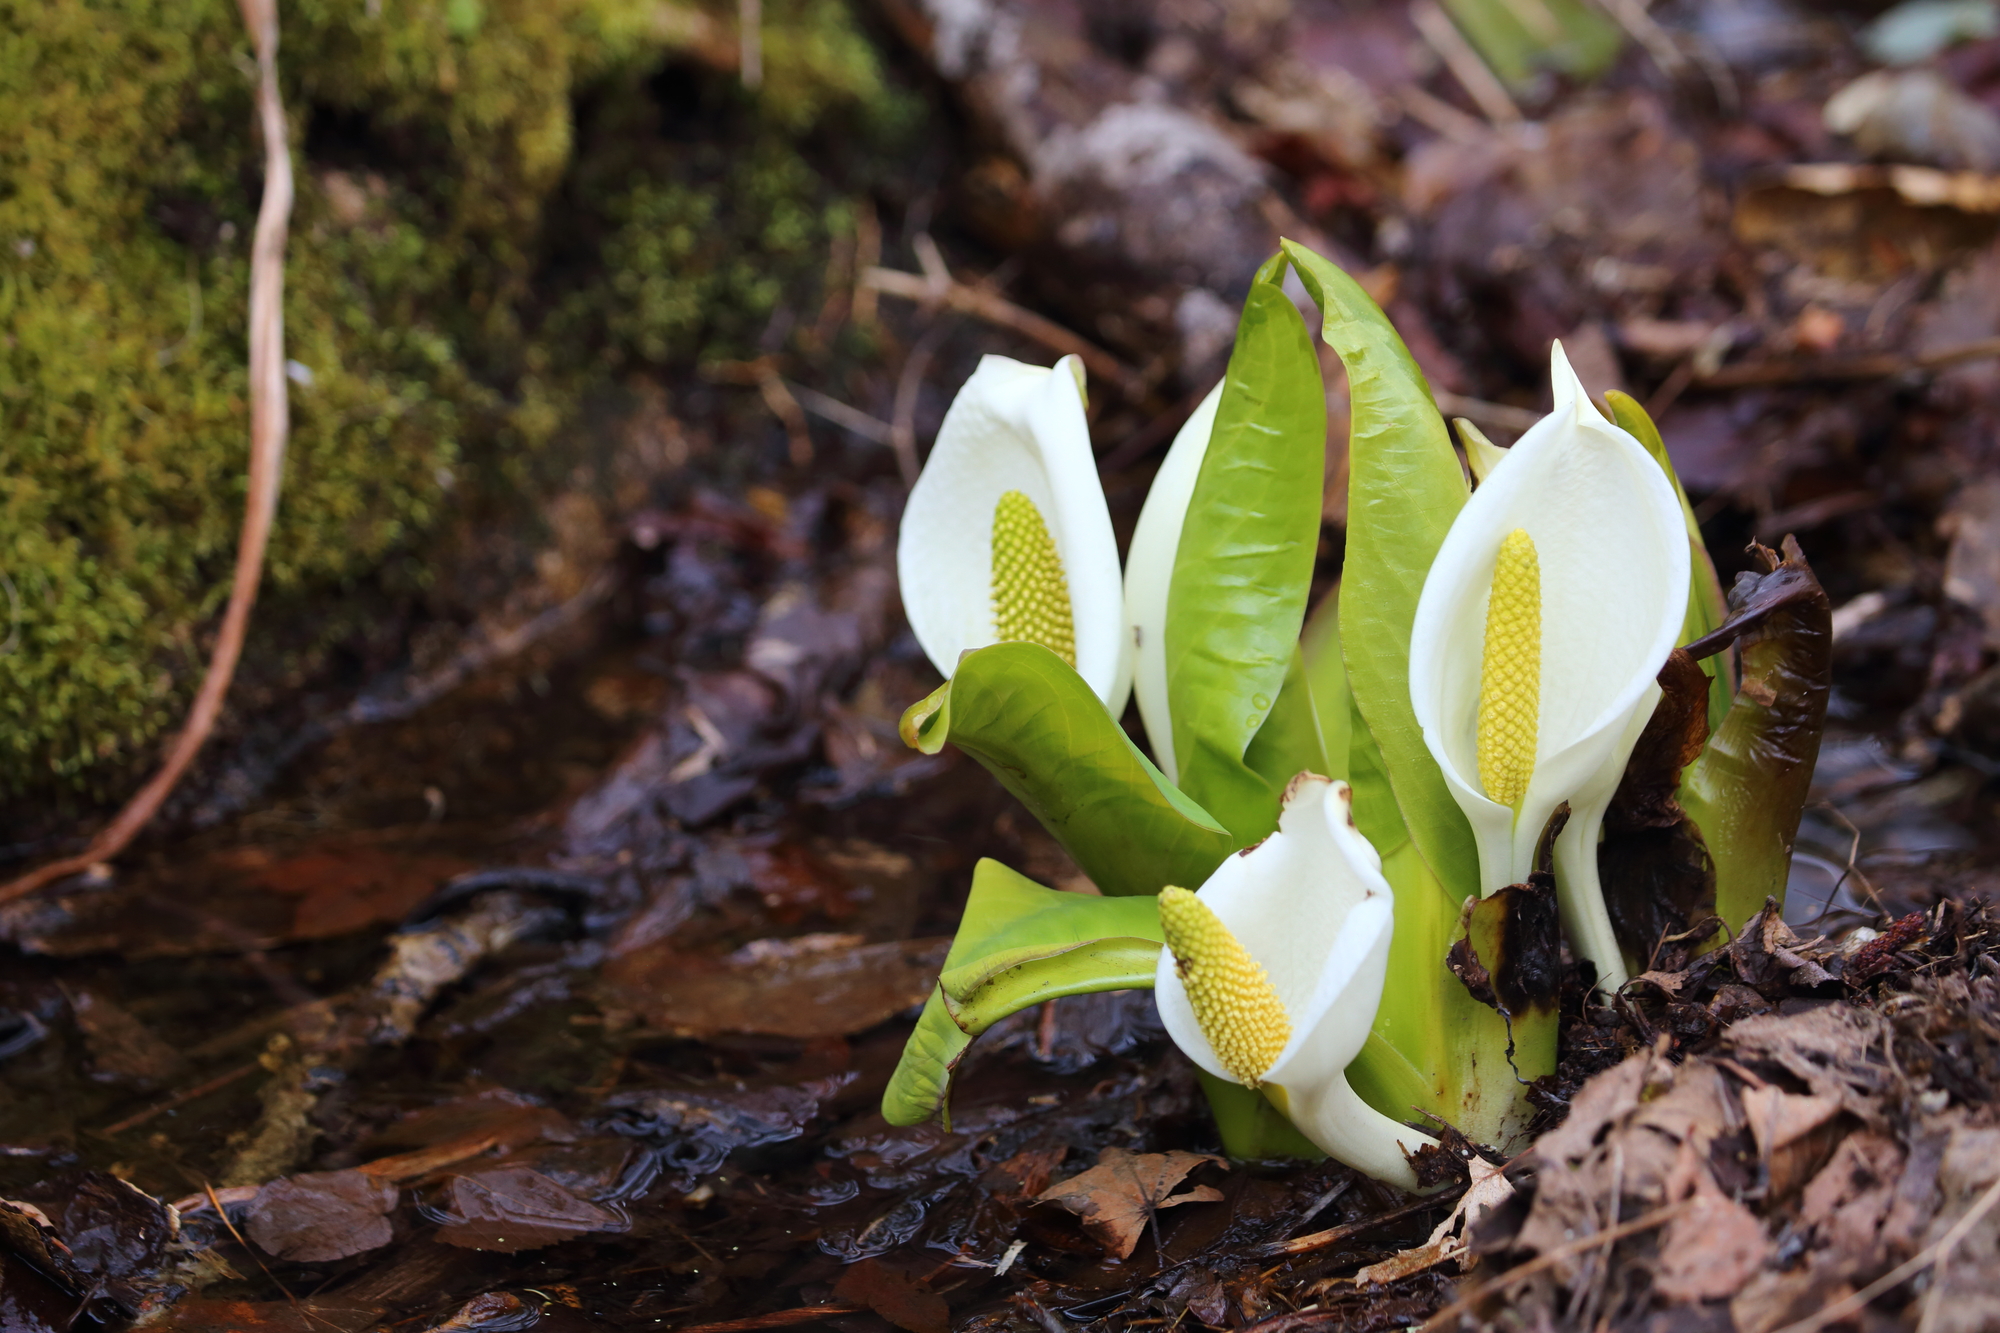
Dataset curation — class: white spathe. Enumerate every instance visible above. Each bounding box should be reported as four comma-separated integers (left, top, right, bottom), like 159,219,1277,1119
1408,343,1690,994
897,354,1132,710
1154,774,1437,1188
1124,380,1225,781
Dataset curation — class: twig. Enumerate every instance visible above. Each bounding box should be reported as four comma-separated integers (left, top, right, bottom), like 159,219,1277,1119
100,1061,262,1136
1697,335,2000,389
1434,391,1541,435
890,318,951,488
1409,0,1522,126
862,264,1144,399
1774,1170,2000,1333
737,0,762,89
0,0,293,907
1257,1191,1453,1257
678,1305,864,1333
757,370,813,467
787,382,893,446
1417,1199,1692,1331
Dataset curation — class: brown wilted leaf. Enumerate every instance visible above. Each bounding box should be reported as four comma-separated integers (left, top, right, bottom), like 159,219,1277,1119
831,1258,949,1333
1035,1147,1225,1259
244,1170,399,1263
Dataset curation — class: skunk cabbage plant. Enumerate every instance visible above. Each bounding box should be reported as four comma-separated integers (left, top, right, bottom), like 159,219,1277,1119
877,241,1832,1186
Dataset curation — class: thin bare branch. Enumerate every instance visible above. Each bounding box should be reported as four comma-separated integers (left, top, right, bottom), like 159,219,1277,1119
0,0,292,906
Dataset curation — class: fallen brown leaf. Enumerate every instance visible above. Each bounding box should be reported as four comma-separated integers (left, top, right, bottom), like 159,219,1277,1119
243,1170,399,1263
1035,1146,1225,1259
831,1258,949,1333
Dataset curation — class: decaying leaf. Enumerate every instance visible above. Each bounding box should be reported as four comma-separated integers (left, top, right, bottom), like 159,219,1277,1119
244,1170,399,1263
600,934,950,1039
1354,1157,1513,1284
431,1165,624,1253
1035,1147,1226,1259
831,1258,949,1333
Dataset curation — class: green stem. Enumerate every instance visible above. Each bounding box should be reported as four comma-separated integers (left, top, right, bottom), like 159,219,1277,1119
1197,1071,1325,1162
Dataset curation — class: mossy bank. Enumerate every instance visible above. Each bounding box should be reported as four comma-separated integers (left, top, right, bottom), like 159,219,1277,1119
0,0,916,800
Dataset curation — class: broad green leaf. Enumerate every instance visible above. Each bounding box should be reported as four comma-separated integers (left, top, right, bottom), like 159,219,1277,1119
1165,269,1327,843
882,859,1165,1125
1606,390,1736,732
1282,239,1480,899
901,642,1236,896
1680,541,1832,932
1299,585,1351,782
1242,647,1330,794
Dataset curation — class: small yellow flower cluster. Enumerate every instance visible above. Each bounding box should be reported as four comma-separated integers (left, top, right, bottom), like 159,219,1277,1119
990,490,1077,666
1158,886,1291,1086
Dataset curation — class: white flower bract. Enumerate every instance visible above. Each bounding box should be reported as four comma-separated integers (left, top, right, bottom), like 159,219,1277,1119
1154,774,1436,1188
897,354,1132,710
1408,343,1691,993
1124,380,1225,781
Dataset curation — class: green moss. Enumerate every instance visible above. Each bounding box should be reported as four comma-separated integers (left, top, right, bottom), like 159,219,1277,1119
0,0,913,795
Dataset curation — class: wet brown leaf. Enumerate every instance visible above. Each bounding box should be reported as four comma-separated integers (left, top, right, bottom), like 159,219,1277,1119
252,845,474,940
831,1258,949,1333
600,934,949,1039
244,1170,399,1263
432,1166,623,1253
63,987,187,1085
1035,1147,1226,1259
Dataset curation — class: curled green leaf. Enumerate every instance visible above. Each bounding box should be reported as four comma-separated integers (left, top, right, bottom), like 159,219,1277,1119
900,641,1236,897
881,859,1164,1125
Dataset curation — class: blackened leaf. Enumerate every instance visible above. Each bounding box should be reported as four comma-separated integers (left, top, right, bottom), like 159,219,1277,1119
1450,874,1560,1020
1600,648,1718,965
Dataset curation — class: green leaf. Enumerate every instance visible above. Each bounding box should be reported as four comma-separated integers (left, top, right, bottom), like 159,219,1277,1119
1166,272,1329,843
1439,0,1621,86
1281,239,1480,900
900,642,1237,896
882,859,1166,1126
1242,647,1331,794
1605,390,1737,732
1679,540,1832,932
1299,585,1351,782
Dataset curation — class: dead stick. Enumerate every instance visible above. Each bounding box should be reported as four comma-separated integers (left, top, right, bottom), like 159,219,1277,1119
1257,1191,1454,1257
1697,335,2000,389
100,1061,262,1136
862,265,1144,400
0,0,293,907
677,1304,864,1333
